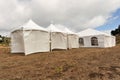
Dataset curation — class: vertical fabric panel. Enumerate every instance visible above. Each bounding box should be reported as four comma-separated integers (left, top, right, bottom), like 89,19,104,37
23,30,50,55
51,32,67,50
11,31,24,53
68,34,79,49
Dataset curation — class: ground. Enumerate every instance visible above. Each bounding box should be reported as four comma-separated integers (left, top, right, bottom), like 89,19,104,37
0,45,120,80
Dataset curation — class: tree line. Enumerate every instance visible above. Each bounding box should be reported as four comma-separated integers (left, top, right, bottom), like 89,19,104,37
111,25,120,36
0,35,10,46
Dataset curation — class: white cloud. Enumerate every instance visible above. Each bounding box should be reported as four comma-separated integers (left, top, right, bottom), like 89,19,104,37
0,0,31,31
83,16,107,29
0,0,120,36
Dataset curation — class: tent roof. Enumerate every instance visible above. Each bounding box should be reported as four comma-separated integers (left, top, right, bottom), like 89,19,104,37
64,27,76,34
47,24,63,32
13,19,47,32
54,24,76,34
78,28,112,37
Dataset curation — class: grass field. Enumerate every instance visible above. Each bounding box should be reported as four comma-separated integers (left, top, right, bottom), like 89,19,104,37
0,45,120,80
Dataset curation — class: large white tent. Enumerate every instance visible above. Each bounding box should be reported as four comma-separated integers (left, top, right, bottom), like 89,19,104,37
11,20,50,55
78,28,116,48
47,24,67,50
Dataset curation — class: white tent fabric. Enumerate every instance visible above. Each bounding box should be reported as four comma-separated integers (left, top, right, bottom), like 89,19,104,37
78,28,116,48
12,20,47,31
47,24,67,50
78,28,111,37
53,24,79,49
11,30,24,53
11,20,50,55
61,27,79,49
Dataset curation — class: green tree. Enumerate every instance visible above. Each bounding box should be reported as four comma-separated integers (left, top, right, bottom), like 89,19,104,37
111,25,120,36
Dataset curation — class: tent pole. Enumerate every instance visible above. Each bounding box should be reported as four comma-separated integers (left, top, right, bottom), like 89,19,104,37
50,31,52,52
67,34,69,50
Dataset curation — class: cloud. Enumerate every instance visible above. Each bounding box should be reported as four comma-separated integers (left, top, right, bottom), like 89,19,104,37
0,0,31,31
0,0,120,35
83,16,107,28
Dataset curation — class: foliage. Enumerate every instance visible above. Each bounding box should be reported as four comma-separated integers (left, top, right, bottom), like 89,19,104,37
111,25,120,36
111,25,120,44
0,35,10,46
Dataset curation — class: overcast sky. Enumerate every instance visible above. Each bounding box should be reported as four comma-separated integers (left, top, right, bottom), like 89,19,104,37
0,0,120,36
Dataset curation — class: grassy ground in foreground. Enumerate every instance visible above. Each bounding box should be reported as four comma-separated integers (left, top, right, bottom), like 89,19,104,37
0,45,120,80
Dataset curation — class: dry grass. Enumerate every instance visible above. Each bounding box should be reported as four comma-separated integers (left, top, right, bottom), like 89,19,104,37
0,45,120,80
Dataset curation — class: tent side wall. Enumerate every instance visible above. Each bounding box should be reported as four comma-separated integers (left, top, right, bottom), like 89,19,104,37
11,30,24,53
23,30,50,55
79,36,91,47
112,36,116,47
51,32,67,50
104,36,111,47
104,36,116,47
68,34,79,49
79,35,105,47
97,35,105,47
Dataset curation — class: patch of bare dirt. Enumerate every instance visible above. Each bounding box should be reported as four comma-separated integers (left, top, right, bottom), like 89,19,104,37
0,45,120,80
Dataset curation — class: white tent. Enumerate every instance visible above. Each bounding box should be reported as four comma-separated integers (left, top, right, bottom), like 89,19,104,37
47,24,67,50
78,28,116,48
56,24,79,49
11,20,50,55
